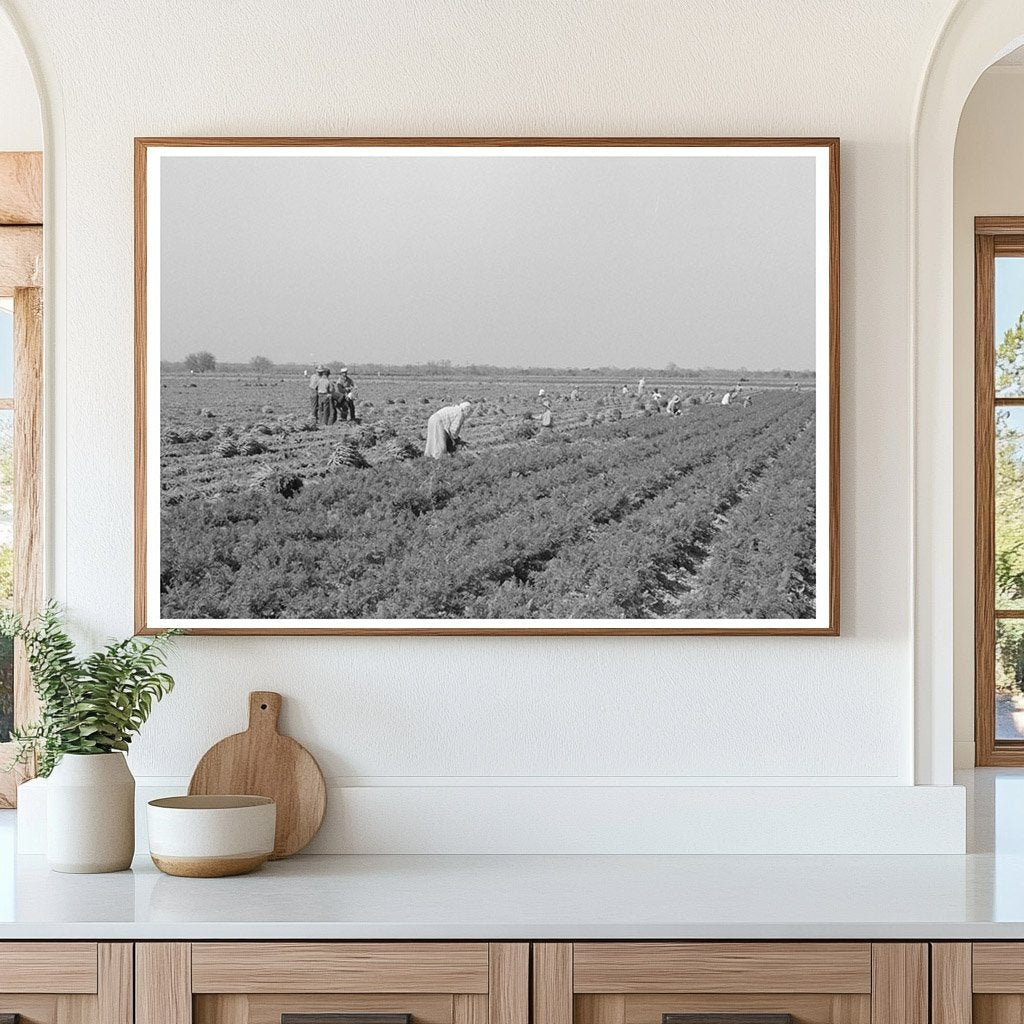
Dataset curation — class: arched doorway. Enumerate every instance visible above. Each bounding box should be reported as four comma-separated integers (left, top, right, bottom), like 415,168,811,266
0,6,43,807
914,1,1024,785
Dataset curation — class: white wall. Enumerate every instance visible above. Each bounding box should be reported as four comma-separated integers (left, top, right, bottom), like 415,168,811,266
0,12,39,151
952,66,1024,767
1,0,971,852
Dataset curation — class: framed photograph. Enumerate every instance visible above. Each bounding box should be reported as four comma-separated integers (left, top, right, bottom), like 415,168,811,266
135,137,839,636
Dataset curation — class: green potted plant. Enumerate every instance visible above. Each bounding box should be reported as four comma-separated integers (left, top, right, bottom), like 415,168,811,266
2,603,178,873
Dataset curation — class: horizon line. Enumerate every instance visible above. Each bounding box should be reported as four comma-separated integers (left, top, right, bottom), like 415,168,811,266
160,359,816,375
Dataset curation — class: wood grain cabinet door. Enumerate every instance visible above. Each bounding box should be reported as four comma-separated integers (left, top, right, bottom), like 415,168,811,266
0,943,132,1024
533,944,928,1024
137,943,528,1024
938,943,1024,1024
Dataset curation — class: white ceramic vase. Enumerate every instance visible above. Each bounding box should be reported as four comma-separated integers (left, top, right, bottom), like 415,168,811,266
46,752,135,873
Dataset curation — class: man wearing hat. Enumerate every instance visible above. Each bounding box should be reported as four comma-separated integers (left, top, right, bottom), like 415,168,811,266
308,364,327,417
335,366,356,422
311,365,338,425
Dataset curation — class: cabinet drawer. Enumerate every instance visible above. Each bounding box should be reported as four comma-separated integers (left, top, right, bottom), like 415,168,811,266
572,944,872,994
191,944,491,994
0,942,98,994
534,944,925,1024
973,944,1024,992
0,943,130,1024
140,943,528,1024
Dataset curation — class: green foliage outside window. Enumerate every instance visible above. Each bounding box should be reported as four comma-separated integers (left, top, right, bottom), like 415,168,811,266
998,621,1024,696
996,409,1024,609
0,635,11,743
996,311,1024,693
998,311,1024,396
0,414,12,740
0,548,12,606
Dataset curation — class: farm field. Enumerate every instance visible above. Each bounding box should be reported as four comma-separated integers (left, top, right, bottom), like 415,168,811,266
158,372,817,621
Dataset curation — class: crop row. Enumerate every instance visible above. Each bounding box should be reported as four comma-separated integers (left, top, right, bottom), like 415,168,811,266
670,424,817,619
459,405,815,619
363,411,803,620
159,392,815,620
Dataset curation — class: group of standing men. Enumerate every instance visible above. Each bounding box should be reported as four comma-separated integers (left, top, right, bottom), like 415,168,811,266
308,364,357,425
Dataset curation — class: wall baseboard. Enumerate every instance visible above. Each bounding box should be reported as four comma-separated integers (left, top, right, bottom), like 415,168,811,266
17,778,967,856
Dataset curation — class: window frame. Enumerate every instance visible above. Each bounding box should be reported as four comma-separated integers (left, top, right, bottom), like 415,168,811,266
0,151,43,805
0,287,43,806
975,217,1024,764
0,153,43,805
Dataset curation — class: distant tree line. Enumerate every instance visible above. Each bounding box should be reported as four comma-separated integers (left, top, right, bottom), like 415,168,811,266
163,354,815,380
176,353,276,374
183,351,216,373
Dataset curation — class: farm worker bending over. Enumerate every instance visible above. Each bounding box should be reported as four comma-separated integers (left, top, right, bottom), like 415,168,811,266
424,401,473,459
314,367,337,425
667,394,681,415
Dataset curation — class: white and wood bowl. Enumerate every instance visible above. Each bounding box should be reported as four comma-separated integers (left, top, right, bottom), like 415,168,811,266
147,795,276,877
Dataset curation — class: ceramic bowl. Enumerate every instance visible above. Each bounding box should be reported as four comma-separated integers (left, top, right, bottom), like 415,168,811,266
147,795,276,877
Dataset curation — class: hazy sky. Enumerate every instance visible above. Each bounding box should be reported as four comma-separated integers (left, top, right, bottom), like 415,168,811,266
0,309,12,394
997,257,1024,341
160,151,818,370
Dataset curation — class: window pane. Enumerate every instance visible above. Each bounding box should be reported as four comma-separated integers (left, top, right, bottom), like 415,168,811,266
0,306,12,399
997,407,1024,609
0,410,12,742
996,257,1024,396
0,634,11,743
998,619,1024,740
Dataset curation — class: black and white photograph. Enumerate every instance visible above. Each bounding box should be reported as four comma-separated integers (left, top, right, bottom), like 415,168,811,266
136,139,838,635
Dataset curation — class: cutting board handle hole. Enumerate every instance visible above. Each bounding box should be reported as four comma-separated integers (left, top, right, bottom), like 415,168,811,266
260,703,268,710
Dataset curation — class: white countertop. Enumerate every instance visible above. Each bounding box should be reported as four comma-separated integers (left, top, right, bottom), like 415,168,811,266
1,769,1022,941
0,849,1022,940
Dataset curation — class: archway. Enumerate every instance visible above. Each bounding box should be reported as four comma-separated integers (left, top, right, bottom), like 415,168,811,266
0,5,44,809
914,0,1024,785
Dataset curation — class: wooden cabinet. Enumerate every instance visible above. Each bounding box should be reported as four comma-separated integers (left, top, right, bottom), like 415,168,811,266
0,943,132,1024
136,944,528,1024
0,937,960,1024
932,943,1024,1024
532,944,928,1024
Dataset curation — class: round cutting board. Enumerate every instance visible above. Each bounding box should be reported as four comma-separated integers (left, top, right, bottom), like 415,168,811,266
188,691,326,859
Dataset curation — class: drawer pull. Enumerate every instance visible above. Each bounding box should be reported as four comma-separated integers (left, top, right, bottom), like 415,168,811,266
664,1016,794,1024
283,1016,411,1024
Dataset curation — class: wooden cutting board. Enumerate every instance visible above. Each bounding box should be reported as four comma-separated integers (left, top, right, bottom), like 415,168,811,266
188,691,326,859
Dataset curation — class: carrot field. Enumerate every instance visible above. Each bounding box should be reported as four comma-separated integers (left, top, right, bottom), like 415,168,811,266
158,371,817,621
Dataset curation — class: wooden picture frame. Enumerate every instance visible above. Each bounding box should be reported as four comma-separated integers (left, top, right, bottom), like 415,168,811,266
135,137,840,636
